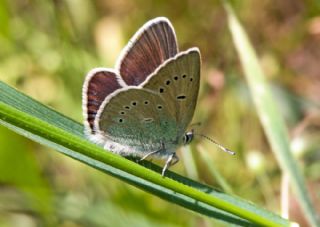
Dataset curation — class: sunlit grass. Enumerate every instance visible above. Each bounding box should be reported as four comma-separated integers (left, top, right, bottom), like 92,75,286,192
0,0,319,226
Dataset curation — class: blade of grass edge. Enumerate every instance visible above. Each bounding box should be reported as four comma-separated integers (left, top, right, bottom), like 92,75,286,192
223,2,319,227
0,105,253,226
0,81,292,226
0,118,253,227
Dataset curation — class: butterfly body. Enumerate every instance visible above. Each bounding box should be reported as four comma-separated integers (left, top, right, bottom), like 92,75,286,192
83,17,201,175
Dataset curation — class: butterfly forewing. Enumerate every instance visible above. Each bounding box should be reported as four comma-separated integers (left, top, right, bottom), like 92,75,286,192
117,17,178,86
142,48,201,135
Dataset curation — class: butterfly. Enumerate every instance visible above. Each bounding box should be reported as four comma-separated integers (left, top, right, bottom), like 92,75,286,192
82,17,201,176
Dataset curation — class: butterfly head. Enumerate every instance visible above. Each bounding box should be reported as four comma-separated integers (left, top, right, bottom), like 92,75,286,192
182,130,194,145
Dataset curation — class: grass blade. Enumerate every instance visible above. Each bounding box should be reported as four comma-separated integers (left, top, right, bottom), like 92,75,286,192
0,81,292,226
223,2,320,226
198,145,234,194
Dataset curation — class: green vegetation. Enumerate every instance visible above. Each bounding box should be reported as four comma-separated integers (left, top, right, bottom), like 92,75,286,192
0,1,319,226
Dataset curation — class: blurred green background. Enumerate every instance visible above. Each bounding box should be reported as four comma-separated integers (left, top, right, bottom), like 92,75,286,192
0,0,319,226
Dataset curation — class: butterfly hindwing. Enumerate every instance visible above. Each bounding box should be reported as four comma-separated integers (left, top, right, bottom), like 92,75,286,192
82,69,122,134
96,88,178,151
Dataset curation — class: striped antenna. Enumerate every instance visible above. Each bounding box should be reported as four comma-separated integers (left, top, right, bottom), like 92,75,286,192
194,132,235,155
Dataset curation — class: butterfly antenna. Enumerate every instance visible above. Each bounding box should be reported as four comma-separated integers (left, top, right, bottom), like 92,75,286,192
194,133,236,155
189,122,202,128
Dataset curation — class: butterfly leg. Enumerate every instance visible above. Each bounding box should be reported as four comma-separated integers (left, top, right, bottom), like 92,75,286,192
161,153,179,177
139,142,165,161
171,153,179,166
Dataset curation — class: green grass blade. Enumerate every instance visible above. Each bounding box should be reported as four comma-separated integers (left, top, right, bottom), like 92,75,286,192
223,2,320,227
198,145,234,194
0,81,291,226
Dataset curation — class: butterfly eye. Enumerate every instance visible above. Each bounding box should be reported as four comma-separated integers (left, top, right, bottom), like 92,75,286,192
183,131,194,144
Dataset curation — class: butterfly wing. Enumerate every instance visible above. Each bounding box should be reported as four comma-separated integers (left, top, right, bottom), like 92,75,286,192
116,17,178,86
142,48,201,136
95,48,200,152
82,68,122,134
83,18,177,135
96,88,178,151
